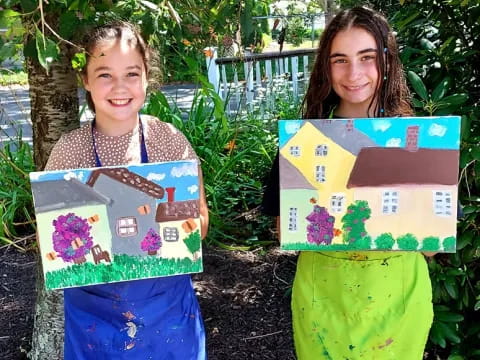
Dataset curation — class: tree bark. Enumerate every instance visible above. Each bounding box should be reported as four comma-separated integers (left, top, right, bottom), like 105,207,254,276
323,0,336,26
24,16,80,360
26,39,79,170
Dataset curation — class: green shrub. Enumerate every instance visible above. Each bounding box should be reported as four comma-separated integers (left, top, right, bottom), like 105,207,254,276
396,233,419,251
374,233,395,250
421,236,440,252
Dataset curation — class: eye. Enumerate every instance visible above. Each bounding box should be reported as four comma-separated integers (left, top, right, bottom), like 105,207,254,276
127,72,140,77
98,73,111,79
361,54,376,61
332,58,347,64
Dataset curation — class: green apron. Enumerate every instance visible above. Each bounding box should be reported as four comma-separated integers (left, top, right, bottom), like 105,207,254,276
292,251,433,360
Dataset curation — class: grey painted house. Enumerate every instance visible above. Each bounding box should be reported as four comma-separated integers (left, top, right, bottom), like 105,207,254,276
86,168,166,256
31,178,111,213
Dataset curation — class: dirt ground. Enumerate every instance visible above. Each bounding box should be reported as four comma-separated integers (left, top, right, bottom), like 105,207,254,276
0,245,298,360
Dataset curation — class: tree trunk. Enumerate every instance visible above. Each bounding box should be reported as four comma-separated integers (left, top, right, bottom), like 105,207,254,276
24,16,80,360
323,0,336,26
26,40,79,170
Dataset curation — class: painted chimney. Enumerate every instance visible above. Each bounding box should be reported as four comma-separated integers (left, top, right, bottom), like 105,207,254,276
406,126,419,152
165,187,176,203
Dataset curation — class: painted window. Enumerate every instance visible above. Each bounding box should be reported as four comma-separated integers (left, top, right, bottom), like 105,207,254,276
290,146,301,157
315,165,326,183
288,207,298,231
433,191,452,216
164,227,179,242
137,204,151,215
382,190,399,214
330,193,345,213
315,144,328,156
117,217,138,237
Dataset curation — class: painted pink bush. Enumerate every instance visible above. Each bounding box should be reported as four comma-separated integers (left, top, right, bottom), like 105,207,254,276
141,228,162,255
52,213,93,264
306,205,335,245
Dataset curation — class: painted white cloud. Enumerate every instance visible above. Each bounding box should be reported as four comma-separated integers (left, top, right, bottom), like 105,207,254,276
372,119,391,132
386,138,402,147
30,172,42,181
64,171,84,181
171,163,198,177
428,123,447,137
147,172,166,181
285,121,301,134
188,184,198,194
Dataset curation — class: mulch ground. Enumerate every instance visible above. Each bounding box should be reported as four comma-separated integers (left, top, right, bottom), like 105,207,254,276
0,245,297,360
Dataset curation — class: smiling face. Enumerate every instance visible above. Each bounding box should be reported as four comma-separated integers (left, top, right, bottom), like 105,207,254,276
329,26,379,118
83,40,148,136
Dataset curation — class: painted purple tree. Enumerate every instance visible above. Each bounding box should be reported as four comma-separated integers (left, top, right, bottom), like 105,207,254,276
52,213,93,264
305,205,335,245
141,228,162,255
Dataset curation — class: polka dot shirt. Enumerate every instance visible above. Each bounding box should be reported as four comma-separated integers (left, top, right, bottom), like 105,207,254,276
45,115,198,171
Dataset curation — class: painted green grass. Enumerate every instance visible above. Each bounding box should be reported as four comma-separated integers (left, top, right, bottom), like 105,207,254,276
282,242,372,251
45,255,202,290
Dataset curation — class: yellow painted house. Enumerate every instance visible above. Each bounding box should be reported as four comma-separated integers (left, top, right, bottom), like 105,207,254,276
280,120,376,245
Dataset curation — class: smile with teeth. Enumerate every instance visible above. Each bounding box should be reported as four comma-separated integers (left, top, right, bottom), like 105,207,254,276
344,84,368,90
109,99,131,105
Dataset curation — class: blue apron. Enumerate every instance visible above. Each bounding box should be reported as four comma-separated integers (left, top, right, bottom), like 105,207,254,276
63,117,206,359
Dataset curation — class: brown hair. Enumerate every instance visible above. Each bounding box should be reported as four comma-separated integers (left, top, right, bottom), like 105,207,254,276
81,21,153,112
302,7,413,119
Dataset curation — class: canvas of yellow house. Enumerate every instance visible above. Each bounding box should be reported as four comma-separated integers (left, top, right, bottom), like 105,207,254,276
279,117,460,252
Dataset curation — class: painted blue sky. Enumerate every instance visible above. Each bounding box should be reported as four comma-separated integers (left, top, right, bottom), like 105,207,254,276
279,116,460,149
30,160,200,202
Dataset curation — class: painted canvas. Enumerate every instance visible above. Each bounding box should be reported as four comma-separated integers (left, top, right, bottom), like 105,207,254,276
30,160,203,290
279,116,460,252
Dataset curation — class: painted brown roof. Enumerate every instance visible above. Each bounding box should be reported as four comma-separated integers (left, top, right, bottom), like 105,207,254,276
86,168,165,199
347,148,459,188
156,200,200,222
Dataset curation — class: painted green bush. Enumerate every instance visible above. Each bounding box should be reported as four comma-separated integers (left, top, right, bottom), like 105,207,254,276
397,233,419,251
184,230,201,256
375,233,395,250
421,236,440,251
341,200,371,244
442,236,456,252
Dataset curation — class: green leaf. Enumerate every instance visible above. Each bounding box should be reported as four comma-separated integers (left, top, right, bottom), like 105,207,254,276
430,322,447,348
420,38,435,51
448,356,465,360
461,115,472,140
407,71,428,101
456,231,473,250
436,321,461,344
444,280,458,299
20,0,37,12
58,12,80,39
437,94,468,107
474,300,480,311
35,29,60,72
435,311,464,322
71,52,86,71
432,77,450,101
411,98,423,108
0,9,21,28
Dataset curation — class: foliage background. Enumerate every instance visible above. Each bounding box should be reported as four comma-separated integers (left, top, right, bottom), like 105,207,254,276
1,0,479,359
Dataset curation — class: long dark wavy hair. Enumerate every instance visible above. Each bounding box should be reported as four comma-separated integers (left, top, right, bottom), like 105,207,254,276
81,21,154,113
302,7,413,119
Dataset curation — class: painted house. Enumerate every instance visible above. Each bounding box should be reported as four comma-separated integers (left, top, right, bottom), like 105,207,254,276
155,186,201,259
86,168,166,256
31,178,113,270
281,120,377,214
86,167,201,259
347,127,459,240
279,154,317,241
